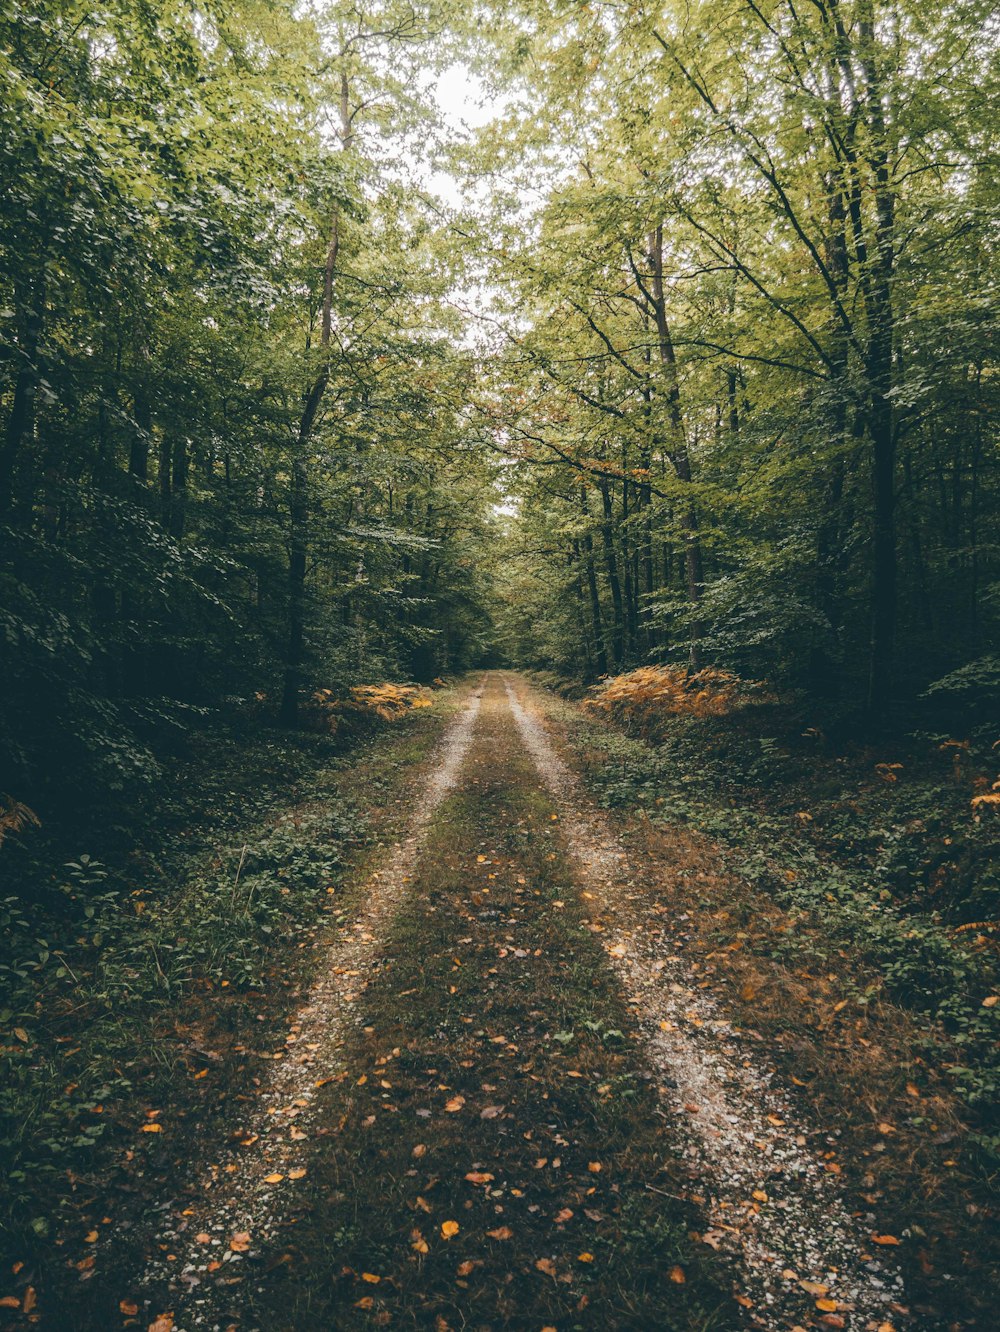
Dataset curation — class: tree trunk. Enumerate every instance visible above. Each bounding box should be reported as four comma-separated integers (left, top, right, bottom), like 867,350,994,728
0,282,43,522
598,474,625,667
580,483,607,675
647,225,704,665
279,70,352,727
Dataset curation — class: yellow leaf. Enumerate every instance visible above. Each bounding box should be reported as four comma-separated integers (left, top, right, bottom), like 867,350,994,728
444,1095,465,1113
361,1272,381,1284
229,1232,251,1252
264,1173,284,1184
871,1233,901,1246
487,1226,513,1240
669,1265,686,1283
288,1168,307,1180
816,1298,839,1311
141,1123,163,1133
441,1220,460,1239
578,1252,594,1263
799,1280,828,1296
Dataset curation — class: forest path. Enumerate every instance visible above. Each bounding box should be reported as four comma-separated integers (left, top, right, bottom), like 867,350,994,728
134,674,904,1332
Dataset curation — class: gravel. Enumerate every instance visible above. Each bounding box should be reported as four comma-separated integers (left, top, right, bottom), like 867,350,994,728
505,676,907,1332
135,685,484,1330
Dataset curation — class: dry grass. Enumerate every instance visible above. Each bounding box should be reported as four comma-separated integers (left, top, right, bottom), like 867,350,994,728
304,682,435,734
583,666,771,737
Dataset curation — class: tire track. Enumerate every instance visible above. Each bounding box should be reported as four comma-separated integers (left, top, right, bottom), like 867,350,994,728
504,675,906,1332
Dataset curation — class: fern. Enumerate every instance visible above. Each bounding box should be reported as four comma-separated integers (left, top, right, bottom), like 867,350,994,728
0,796,41,850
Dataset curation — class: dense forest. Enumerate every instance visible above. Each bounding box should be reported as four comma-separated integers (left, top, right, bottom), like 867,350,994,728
1,0,998,1328
2,0,997,816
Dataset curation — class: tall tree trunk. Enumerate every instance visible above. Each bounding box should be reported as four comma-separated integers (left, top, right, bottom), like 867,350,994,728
571,540,594,678
279,70,351,727
859,1,897,718
598,473,625,667
580,483,607,675
0,280,44,522
169,436,189,539
647,225,704,665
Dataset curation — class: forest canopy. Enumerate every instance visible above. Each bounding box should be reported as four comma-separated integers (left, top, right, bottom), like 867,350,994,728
1,0,998,815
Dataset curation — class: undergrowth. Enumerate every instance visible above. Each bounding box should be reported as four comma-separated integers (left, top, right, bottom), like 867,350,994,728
559,695,1000,1161
0,689,452,1249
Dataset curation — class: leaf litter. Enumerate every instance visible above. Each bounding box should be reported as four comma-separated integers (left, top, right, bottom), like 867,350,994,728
504,675,907,1331
132,685,483,1327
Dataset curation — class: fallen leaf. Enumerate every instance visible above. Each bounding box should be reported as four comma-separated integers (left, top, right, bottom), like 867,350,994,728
752,1190,768,1203
578,1252,594,1263
229,1232,251,1253
456,1260,475,1277
465,1172,494,1185
141,1123,162,1134
982,995,999,1008
486,1226,513,1240
535,1257,557,1277
264,1173,284,1184
0,1298,19,1311
555,1208,573,1223
480,1104,504,1119
871,1234,901,1246
288,1167,307,1180
587,1161,602,1173
195,1233,211,1245
798,1273,830,1294
444,1096,465,1113
355,1296,374,1310
148,1316,174,1332
669,1265,686,1284
361,1272,381,1284
799,1280,829,1297
412,1144,427,1158
816,1298,839,1312
85,1229,98,1243
119,1299,139,1316
441,1221,460,1239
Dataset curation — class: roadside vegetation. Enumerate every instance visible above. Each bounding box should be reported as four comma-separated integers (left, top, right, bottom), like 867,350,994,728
0,688,458,1318
527,672,1000,1324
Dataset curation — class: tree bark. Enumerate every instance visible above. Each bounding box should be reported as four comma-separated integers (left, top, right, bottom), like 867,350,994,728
279,70,352,727
647,225,704,665
0,281,43,522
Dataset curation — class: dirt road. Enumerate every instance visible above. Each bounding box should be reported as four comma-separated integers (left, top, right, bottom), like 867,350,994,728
120,674,906,1331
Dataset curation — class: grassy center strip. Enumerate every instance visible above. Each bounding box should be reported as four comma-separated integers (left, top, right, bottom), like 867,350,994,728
238,679,736,1331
